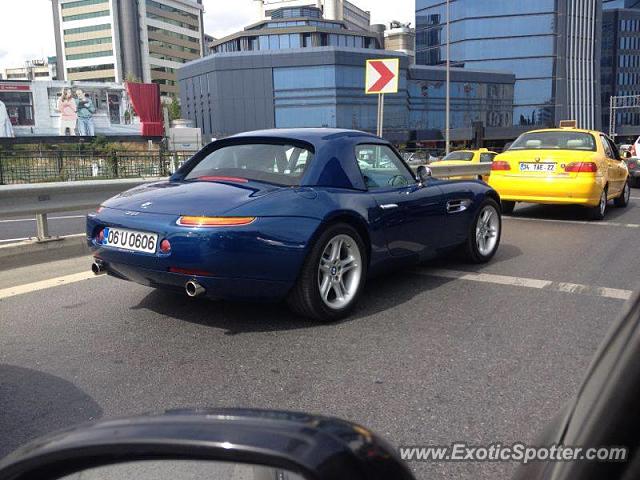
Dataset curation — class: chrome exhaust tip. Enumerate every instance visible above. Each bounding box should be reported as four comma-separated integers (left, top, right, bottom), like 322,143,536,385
91,260,106,275
185,280,205,298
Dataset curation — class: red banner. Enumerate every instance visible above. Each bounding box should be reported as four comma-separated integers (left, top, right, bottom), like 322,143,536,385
125,82,164,137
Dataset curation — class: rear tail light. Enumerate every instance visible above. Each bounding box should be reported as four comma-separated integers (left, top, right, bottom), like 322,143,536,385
176,216,256,227
491,161,511,171
628,160,637,169
97,228,105,243
160,239,171,253
565,162,598,173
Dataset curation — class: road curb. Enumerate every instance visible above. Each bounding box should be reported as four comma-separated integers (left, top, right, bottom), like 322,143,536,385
0,234,90,271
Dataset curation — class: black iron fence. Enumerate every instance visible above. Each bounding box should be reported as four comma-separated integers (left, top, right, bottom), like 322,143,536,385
0,151,195,185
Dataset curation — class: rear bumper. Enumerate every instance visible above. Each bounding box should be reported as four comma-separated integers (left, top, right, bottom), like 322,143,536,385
100,260,293,301
488,175,602,206
86,209,324,301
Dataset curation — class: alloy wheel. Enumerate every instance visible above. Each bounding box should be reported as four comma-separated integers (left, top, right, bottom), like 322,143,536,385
317,234,363,310
475,205,500,257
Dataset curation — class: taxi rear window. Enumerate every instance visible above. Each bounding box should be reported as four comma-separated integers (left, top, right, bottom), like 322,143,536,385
438,151,474,161
509,132,596,151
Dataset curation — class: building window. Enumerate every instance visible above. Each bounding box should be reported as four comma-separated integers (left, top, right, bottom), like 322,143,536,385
148,39,200,55
68,63,114,73
61,0,108,9
146,12,199,32
66,50,113,60
65,36,112,48
63,23,111,35
62,10,110,21
0,91,34,126
147,26,199,43
145,0,199,23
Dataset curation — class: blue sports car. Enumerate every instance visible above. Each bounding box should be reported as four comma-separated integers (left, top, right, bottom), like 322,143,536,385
87,129,502,321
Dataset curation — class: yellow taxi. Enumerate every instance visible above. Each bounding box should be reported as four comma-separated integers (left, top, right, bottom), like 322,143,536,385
488,126,631,220
431,148,498,180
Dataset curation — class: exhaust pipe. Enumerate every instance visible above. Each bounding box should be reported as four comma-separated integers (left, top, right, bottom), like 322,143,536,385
91,260,106,275
185,280,205,298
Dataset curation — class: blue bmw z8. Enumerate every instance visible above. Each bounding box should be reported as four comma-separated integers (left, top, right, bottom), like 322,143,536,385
87,129,502,321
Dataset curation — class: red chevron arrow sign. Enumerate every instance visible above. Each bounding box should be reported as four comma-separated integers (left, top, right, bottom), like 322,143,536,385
365,58,399,95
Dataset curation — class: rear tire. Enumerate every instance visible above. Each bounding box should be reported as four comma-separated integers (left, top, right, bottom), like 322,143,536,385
287,223,367,322
614,180,631,208
501,200,516,215
463,198,502,264
589,188,607,220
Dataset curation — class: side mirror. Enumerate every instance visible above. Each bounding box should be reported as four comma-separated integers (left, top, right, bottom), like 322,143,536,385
416,165,432,183
0,409,416,480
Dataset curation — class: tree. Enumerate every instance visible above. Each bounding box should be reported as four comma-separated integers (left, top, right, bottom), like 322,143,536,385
166,95,182,121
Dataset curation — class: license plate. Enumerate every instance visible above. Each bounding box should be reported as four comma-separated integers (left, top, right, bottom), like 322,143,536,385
520,162,556,172
103,227,158,253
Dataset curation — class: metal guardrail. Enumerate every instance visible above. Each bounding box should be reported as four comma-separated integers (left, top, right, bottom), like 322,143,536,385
427,163,493,178
0,163,492,242
0,178,165,241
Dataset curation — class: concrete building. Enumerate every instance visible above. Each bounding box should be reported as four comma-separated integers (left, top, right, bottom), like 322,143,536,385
602,0,640,137
416,0,603,131
384,21,416,63
178,48,514,143
255,0,371,31
51,0,205,95
2,59,58,81
210,6,381,54
0,79,138,137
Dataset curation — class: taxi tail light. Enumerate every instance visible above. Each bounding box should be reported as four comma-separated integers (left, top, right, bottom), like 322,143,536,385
565,162,598,173
177,216,256,227
491,161,511,171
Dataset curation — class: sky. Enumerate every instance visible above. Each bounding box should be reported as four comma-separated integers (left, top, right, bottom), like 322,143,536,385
0,0,415,71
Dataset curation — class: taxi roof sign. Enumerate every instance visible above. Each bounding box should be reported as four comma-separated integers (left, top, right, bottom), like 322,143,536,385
559,120,578,128
365,58,399,95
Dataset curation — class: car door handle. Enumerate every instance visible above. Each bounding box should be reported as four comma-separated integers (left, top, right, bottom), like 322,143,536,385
446,199,472,213
380,204,399,210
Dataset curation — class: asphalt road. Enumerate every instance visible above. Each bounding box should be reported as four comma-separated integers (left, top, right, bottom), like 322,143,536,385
2,198,640,480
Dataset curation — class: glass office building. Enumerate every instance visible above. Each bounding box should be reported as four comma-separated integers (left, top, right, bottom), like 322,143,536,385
602,1,640,136
210,7,380,54
416,0,602,130
178,48,514,142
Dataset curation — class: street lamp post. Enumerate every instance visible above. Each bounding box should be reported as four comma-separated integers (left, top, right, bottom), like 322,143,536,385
445,0,450,155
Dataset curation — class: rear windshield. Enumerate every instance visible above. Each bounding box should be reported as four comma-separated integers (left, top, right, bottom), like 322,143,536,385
438,151,474,161
509,132,597,151
184,143,314,186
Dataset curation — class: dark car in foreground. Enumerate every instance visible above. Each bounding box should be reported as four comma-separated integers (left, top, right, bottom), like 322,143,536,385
87,128,502,321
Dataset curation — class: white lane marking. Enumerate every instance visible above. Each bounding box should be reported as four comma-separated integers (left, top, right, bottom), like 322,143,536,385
0,215,86,223
0,237,30,243
631,196,640,201
505,216,640,229
416,268,632,301
0,271,100,300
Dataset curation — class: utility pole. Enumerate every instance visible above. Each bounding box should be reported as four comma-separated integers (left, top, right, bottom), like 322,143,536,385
445,0,451,155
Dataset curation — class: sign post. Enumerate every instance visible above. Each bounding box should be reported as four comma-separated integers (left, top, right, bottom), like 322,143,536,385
365,58,399,138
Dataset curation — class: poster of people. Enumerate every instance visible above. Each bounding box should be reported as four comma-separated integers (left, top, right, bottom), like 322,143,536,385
55,88,97,136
